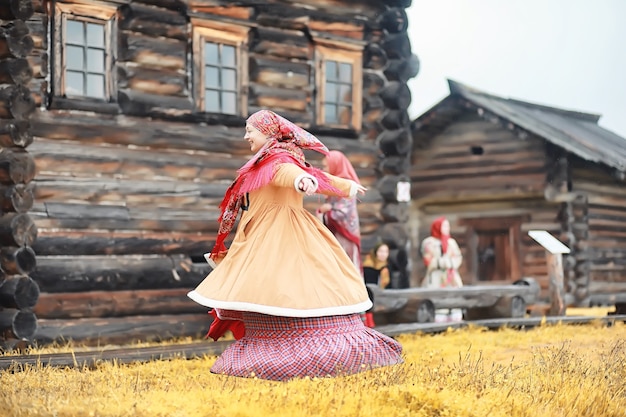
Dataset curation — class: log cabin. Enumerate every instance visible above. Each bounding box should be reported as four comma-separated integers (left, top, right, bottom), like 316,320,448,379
0,0,419,347
410,80,626,308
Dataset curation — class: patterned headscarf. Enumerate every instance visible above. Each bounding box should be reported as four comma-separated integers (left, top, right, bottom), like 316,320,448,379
325,150,360,184
247,110,329,156
209,110,337,262
430,216,450,254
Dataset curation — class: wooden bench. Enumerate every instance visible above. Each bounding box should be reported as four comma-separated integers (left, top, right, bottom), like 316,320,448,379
368,278,540,324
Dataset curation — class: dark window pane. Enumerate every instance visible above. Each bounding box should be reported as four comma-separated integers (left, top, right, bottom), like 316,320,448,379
66,20,84,45
339,84,352,104
205,90,220,112
325,82,338,105
205,66,219,89
222,92,237,114
66,45,84,71
339,63,352,83
87,48,104,72
222,45,236,67
338,105,352,125
86,73,105,98
325,61,337,81
86,23,104,48
204,42,219,66
66,71,84,96
324,104,337,124
221,69,236,90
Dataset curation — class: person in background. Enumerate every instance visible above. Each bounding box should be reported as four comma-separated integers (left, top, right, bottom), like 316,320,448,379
316,150,362,274
363,242,391,289
420,216,464,322
361,242,391,328
188,110,402,381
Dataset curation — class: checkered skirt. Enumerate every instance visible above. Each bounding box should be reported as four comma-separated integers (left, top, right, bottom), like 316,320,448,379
210,312,403,381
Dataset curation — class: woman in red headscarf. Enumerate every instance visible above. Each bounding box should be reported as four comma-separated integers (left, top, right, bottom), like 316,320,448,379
317,150,362,273
420,216,464,322
187,110,402,381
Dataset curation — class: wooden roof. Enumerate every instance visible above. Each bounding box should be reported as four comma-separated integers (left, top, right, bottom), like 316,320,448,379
412,80,626,178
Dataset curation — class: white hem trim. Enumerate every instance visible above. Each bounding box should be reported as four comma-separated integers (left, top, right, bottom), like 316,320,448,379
294,173,318,193
187,290,372,317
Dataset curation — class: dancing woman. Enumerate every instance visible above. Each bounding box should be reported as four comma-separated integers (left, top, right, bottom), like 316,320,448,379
188,110,402,381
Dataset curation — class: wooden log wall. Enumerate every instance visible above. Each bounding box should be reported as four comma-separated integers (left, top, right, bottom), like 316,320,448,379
413,201,563,300
18,0,418,345
409,112,572,300
358,6,419,288
411,113,549,204
570,157,626,306
0,0,41,349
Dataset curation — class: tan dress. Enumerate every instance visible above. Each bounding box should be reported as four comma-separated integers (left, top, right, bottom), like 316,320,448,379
188,163,372,317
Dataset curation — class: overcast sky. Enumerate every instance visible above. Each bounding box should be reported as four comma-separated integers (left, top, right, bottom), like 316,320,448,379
406,0,626,138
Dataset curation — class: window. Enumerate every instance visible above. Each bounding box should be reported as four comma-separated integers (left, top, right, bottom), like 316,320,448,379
315,44,363,131
53,2,117,101
192,21,249,115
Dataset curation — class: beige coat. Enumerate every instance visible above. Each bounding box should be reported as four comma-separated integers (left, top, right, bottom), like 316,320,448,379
188,163,371,317
420,236,464,288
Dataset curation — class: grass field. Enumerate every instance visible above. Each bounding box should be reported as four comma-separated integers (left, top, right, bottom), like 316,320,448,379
1,312,624,417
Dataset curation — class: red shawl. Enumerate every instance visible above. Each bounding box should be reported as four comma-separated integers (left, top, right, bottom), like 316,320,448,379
430,216,449,254
208,110,339,261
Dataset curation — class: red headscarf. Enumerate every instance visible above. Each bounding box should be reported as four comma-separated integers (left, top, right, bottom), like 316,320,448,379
209,110,339,261
325,150,360,184
430,216,450,254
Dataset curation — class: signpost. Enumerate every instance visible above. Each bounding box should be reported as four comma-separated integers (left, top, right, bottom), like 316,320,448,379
528,230,570,316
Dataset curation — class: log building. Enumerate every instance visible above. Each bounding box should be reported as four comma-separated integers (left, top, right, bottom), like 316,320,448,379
0,0,419,346
410,80,626,307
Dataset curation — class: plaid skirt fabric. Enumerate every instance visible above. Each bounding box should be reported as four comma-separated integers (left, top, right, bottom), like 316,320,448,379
211,312,403,381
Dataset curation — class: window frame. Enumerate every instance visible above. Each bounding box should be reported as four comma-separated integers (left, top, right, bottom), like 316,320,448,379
53,2,117,102
315,42,363,132
192,20,249,116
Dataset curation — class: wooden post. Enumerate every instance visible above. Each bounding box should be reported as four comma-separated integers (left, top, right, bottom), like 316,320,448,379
546,252,566,316
528,230,571,316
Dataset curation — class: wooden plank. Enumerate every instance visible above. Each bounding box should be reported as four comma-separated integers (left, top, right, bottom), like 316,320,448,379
369,284,540,324
0,340,231,370
119,31,186,70
6,315,626,369
31,229,212,256
376,315,626,337
32,178,228,210
31,254,211,293
249,56,310,88
251,27,310,60
34,288,208,319
118,63,187,96
249,83,309,112
30,139,244,182
119,3,187,40
33,313,210,346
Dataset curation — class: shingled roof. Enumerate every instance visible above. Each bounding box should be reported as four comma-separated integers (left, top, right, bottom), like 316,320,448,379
413,80,626,176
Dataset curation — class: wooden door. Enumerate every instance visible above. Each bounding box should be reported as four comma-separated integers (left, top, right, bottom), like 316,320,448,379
461,216,525,284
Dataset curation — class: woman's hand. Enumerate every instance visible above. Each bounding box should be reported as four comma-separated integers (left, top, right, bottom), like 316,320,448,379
317,203,332,214
355,184,367,195
298,177,317,196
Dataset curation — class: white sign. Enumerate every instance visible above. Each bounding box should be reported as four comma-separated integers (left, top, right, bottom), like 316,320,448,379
396,181,411,202
528,230,570,254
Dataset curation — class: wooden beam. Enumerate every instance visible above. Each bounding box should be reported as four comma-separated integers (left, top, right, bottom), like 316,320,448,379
32,254,210,293
34,288,207,319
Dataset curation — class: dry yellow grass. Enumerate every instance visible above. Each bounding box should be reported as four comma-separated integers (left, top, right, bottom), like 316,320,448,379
1,319,625,417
